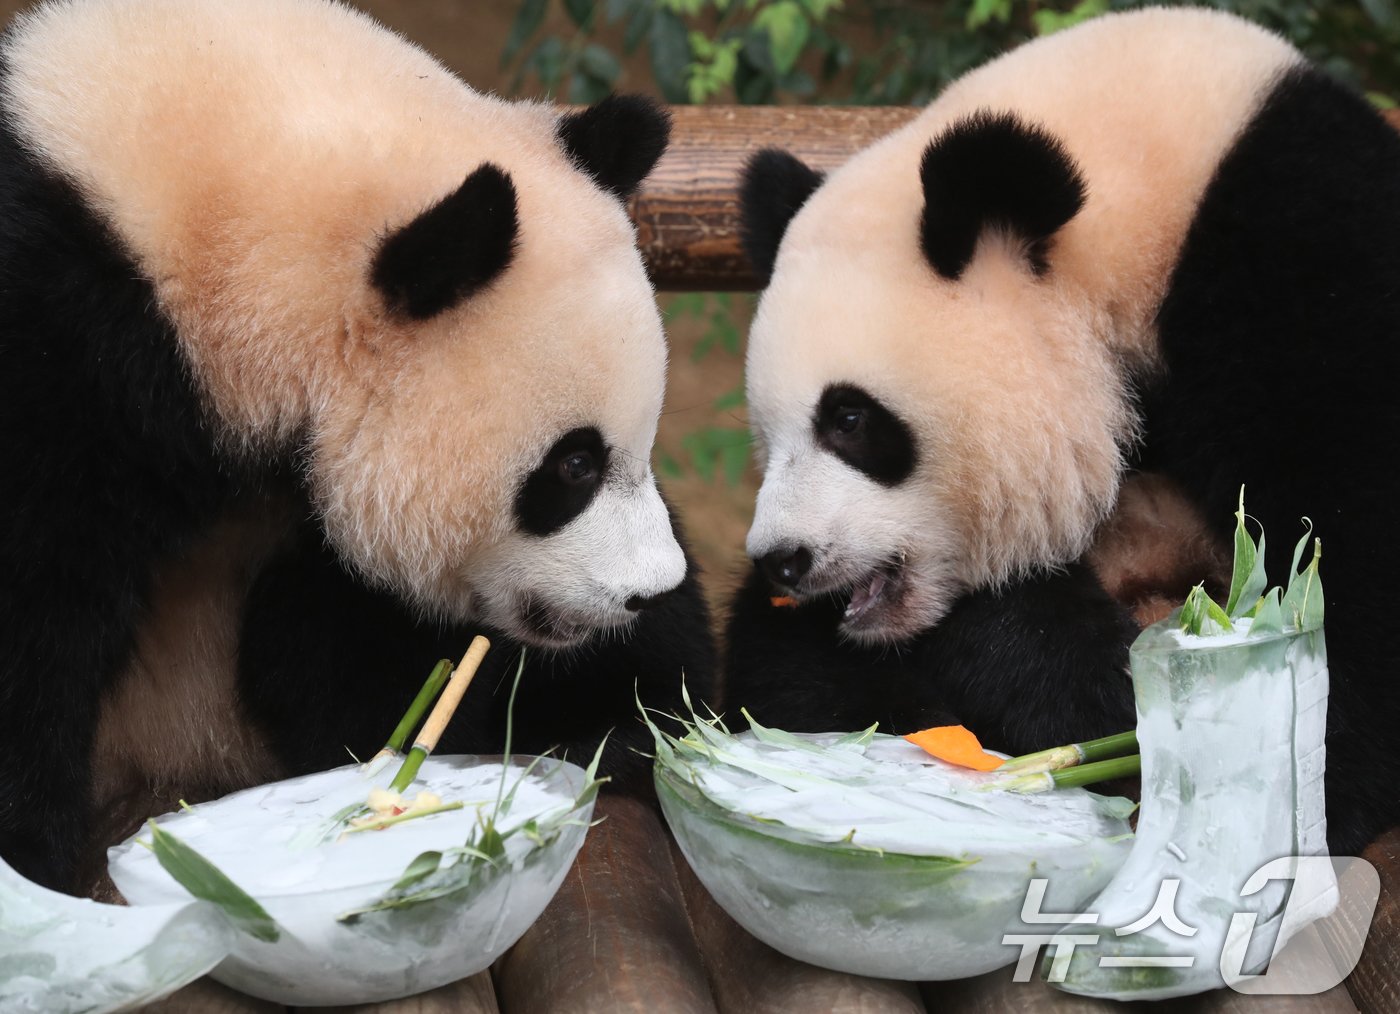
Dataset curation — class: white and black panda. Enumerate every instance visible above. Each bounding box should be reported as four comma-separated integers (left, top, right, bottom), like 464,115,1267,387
726,7,1400,855
0,0,714,895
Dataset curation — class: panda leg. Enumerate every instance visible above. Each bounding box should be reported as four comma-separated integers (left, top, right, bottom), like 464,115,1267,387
724,560,1139,756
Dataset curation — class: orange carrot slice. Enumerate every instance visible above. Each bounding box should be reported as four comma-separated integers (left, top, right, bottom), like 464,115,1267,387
770,596,798,608
903,725,1003,771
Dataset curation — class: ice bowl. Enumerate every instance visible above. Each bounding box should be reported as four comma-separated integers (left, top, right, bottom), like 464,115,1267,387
656,730,1134,981
1,856,231,1014
108,754,592,1006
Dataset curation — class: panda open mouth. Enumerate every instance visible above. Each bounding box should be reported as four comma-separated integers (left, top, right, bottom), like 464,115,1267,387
839,559,906,629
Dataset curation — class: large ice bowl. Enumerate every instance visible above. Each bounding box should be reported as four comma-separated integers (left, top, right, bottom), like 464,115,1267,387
657,730,1134,981
108,754,592,1006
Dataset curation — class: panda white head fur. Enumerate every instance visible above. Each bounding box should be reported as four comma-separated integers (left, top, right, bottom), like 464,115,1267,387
2,0,685,649
737,8,1296,644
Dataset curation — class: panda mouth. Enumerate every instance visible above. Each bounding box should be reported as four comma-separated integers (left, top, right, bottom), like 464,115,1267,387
839,559,906,628
517,597,632,650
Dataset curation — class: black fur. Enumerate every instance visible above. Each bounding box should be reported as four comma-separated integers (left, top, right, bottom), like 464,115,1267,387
726,561,1137,749
727,68,1400,855
919,110,1086,280
514,427,609,536
556,95,671,200
372,163,518,320
739,148,824,285
1138,65,1400,854
814,384,916,487
0,105,242,891
238,514,716,798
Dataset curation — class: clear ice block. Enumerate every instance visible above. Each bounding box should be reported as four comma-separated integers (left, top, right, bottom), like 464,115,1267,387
1051,619,1333,1000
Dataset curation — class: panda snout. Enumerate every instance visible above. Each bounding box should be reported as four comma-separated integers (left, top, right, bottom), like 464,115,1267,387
758,545,812,590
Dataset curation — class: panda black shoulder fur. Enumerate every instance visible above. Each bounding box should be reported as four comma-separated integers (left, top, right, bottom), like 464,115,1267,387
0,0,714,895
727,7,1400,855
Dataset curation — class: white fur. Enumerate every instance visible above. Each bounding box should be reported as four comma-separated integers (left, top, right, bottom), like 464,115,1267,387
746,8,1298,640
3,0,681,646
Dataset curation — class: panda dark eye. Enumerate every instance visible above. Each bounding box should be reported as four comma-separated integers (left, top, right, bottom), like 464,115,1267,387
814,384,916,487
559,451,597,484
515,427,609,536
834,408,865,435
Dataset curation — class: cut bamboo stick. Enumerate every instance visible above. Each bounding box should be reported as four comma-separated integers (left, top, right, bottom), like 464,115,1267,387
389,636,490,793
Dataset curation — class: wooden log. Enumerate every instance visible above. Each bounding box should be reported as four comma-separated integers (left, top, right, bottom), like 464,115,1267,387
633,107,1400,293
632,106,916,291
925,968,1357,1013
669,836,926,1013
1342,827,1400,1014
310,971,499,1014
492,794,717,1014
146,978,286,1013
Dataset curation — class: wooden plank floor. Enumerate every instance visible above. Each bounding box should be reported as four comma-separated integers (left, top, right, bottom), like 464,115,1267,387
154,800,1395,1013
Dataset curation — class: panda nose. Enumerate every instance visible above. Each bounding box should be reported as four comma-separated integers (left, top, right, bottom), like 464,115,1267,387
759,546,812,589
626,587,676,612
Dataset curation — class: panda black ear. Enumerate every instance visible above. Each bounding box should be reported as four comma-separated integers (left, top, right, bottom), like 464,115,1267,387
740,148,825,286
557,94,671,200
919,111,1086,280
372,163,518,320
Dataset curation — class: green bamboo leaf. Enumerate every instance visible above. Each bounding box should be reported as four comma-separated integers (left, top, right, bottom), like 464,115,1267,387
1225,487,1268,618
1180,583,1232,636
1250,587,1285,636
146,821,280,943
392,850,444,891
833,722,880,747
1288,518,1315,580
1282,538,1324,631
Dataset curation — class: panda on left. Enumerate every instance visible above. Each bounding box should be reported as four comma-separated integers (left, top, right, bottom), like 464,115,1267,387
0,0,715,896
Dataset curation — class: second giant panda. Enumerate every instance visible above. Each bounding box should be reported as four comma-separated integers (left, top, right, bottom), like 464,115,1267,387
726,7,1400,855
0,0,714,895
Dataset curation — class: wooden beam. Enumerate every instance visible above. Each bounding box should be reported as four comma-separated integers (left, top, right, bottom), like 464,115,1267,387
633,106,1400,293
632,106,916,292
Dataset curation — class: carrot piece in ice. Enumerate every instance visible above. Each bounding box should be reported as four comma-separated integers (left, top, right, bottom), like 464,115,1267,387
903,725,1004,771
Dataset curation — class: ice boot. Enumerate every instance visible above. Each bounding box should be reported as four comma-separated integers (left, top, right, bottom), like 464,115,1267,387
1047,619,1334,1000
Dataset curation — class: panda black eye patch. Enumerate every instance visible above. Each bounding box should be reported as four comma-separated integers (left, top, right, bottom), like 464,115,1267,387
514,427,610,536
814,385,916,486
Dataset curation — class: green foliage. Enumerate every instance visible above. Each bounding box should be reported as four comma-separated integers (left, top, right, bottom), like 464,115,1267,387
502,0,1398,112
655,293,752,487
1178,488,1323,637
140,821,281,943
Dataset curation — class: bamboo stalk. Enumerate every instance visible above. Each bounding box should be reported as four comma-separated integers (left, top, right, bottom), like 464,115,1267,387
998,730,1139,774
362,658,454,774
996,754,1142,793
389,636,491,793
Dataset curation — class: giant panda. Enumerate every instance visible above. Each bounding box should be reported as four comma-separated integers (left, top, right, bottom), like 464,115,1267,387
0,0,715,895
726,7,1400,856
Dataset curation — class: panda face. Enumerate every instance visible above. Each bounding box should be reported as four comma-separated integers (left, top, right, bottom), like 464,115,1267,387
306,162,685,650
0,0,684,651
743,125,1132,643
467,426,685,648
